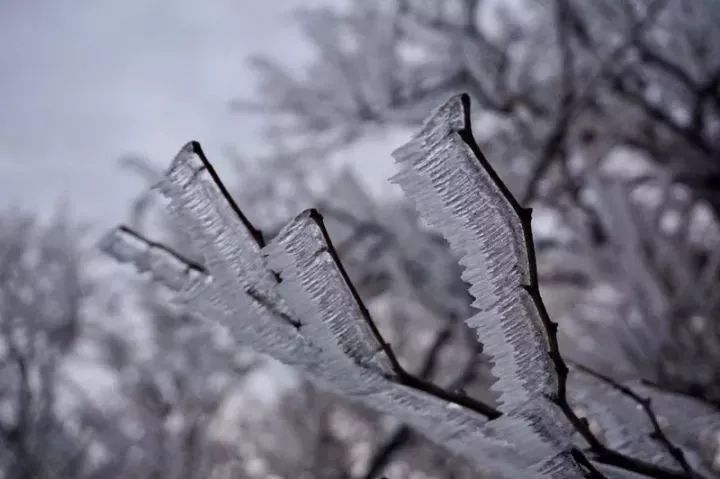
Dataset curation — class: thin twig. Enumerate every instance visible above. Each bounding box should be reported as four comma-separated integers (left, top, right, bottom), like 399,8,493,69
117,225,207,274
522,0,671,204
363,427,413,479
571,362,700,478
186,141,267,246
520,0,576,204
362,326,479,479
639,379,720,412
112,225,301,329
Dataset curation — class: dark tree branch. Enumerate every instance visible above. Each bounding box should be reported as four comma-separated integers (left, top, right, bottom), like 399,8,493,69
519,0,577,205
116,225,207,275
571,362,700,478
316,202,472,320
458,93,692,479
362,427,413,479
326,91,705,479
609,71,716,156
522,0,670,204
114,224,301,329
362,326,479,479
635,42,697,93
186,141,267,247
308,209,501,420
639,379,720,412
143,144,504,420
395,0,548,118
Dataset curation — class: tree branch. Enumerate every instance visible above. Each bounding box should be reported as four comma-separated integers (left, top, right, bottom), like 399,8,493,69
457,93,693,479
362,326,480,479
571,362,700,478
309,209,501,420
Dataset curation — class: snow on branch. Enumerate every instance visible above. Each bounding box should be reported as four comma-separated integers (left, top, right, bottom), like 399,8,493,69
102,142,547,477
569,363,699,477
100,225,207,292
146,142,308,364
389,94,706,479
101,97,715,479
391,92,558,411
262,209,544,477
390,93,594,476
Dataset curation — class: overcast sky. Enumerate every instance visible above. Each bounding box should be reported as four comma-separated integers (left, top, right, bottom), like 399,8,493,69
0,0,366,228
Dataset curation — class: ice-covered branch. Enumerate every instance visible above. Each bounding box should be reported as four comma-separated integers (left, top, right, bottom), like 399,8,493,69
102,96,715,478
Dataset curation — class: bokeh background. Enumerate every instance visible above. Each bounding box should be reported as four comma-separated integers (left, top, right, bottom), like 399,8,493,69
1,1,719,478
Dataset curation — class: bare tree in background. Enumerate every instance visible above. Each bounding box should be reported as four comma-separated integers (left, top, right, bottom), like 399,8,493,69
0,212,103,479
0,214,257,478
241,0,720,210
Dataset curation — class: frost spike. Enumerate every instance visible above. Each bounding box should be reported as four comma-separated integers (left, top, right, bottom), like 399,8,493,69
99,225,207,292
264,209,400,382
390,94,580,473
155,141,293,320
150,141,311,362
265,210,528,476
263,209,584,478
